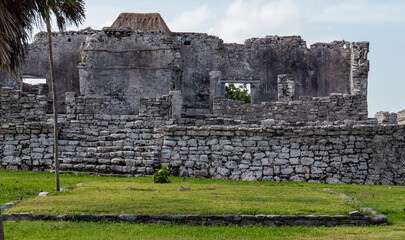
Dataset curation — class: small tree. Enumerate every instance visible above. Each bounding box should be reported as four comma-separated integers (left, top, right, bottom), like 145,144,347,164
225,83,251,103
153,164,171,183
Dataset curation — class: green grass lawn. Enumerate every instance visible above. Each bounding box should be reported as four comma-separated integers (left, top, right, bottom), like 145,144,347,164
4,221,405,240
7,181,356,215
2,170,358,216
2,170,405,239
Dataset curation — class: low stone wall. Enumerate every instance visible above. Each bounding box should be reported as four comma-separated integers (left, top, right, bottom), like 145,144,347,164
58,115,167,176
139,95,172,118
2,119,405,185
0,89,53,171
162,124,405,185
0,115,168,175
1,211,387,227
66,92,172,119
1,87,405,185
0,87,47,123
376,111,398,124
65,92,111,116
213,93,367,123
0,122,53,171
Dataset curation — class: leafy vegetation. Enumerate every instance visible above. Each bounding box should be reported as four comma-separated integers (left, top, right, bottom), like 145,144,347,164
152,164,171,183
0,0,85,76
225,83,251,103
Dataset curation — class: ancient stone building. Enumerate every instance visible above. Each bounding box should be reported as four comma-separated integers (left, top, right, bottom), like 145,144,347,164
0,13,369,116
1,13,405,185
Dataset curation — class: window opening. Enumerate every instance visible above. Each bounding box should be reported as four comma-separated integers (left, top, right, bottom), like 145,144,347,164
225,83,251,103
22,75,46,85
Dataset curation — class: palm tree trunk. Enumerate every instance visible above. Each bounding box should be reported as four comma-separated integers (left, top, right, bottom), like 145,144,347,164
0,209,4,240
46,1,60,192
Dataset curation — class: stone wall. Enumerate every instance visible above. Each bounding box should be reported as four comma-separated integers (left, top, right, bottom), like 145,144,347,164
65,91,172,118
375,111,397,125
162,124,405,185
1,211,388,227
1,87,404,185
213,93,367,123
2,27,369,116
2,119,405,185
20,29,98,112
0,87,47,123
139,95,172,118
0,115,166,174
0,122,54,171
398,110,405,125
65,92,111,116
0,88,53,171
76,28,368,115
0,71,19,89
79,28,181,115
177,35,362,114
58,115,166,176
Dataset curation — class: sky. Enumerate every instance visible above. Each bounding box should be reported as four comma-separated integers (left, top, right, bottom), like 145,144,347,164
37,0,405,117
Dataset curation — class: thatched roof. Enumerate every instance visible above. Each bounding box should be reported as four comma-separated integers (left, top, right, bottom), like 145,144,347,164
111,13,171,35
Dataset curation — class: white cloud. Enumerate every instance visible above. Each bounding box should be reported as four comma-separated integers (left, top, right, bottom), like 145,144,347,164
213,0,303,43
210,0,405,43
168,5,210,32
100,20,114,29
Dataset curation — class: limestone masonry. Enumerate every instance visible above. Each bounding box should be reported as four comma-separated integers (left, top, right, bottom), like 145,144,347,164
1,13,404,185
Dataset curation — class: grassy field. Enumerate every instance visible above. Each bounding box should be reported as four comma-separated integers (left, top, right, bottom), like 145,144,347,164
7,181,356,215
4,221,405,240
2,170,405,239
1,170,153,205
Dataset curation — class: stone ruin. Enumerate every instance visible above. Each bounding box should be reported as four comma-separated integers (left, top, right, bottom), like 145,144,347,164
1,13,405,185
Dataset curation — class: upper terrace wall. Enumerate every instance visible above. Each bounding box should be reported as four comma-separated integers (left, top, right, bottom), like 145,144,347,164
175,35,369,115
65,91,173,119
212,93,368,123
77,28,368,115
79,28,181,115
0,28,97,112
0,26,369,118
23,29,97,112
177,34,358,113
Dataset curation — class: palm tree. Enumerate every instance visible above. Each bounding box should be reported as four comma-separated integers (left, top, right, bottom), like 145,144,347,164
43,0,85,191
0,2,84,236
0,0,85,192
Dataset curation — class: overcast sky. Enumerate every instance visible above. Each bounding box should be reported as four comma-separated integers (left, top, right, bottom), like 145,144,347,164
40,0,405,116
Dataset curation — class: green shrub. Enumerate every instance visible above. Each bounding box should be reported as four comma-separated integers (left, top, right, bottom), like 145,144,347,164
225,83,251,103
152,164,171,183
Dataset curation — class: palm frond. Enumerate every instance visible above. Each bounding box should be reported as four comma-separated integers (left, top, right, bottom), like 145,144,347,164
55,0,85,29
0,0,37,77
0,0,85,76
